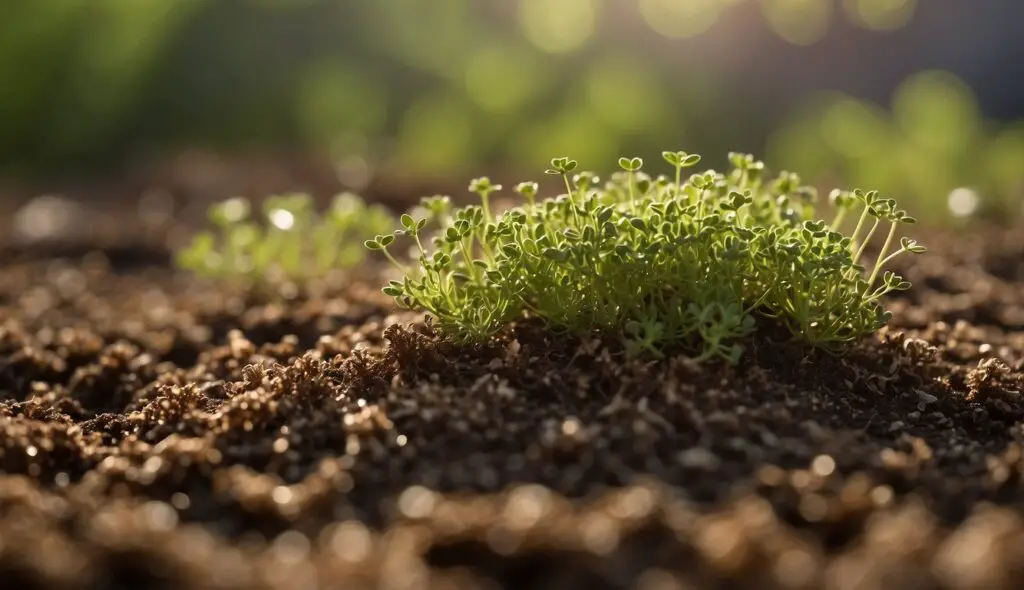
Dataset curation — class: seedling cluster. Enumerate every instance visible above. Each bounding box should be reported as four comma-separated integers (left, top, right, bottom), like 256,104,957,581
371,151,925,362
176,193,394,282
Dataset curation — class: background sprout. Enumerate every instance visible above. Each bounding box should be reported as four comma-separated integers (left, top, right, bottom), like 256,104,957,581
176,192,395,285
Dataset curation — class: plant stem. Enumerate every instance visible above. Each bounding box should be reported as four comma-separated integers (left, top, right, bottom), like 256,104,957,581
480,192,492,223
413,233,426,261
867,221,898,288
627,171,637,214
562,173,582,226
848,203,870,256
853,218,879,266
877,246,909,269
459,238,482,284
562,174,575,201
381,248,409,274
829,207,847,232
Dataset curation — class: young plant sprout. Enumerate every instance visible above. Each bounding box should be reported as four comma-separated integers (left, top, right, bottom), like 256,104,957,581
370,150,925,363
176,192,394,282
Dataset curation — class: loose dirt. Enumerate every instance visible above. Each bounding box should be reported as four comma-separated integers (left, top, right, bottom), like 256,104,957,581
2,209,1024,589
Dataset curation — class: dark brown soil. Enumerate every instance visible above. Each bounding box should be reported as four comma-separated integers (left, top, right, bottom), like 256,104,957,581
2,208,1024,589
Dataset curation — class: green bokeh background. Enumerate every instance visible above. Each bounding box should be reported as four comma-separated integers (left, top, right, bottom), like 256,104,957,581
1,0,1021,222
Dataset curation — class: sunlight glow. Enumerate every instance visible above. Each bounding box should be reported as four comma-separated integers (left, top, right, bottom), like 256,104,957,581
947,187,979,218
269,209,296,230
843,0,916,31
893,71,980,154
821,98,886,158
221,197,250,223
465,44,546,113
984,127,1024,200
639,0,722,39
585,56,667,131
760,0,832,45
296,61,386,145
397,95,473,173
518,0,597,54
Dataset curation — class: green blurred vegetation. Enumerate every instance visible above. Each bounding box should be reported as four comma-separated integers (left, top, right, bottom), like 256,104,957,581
769,71,1024,223
1,0,1021,222
0,1,204,174
175,192,394,283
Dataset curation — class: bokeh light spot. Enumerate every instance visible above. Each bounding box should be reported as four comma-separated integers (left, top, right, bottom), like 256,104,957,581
767,119,832,181
983,126,1024,202
843,0,916,31
518,0,597,54
760,0,832,45
821,98,886,158
465,43,547,114
296,61,386,145
585,56,668,132
13,196,81,243
947,187,979,218
510,109,615,172
396,95,474,174
897,148,948,206
220,198,250,224
893,70,980,154
268,209,295,231
639,0,722,39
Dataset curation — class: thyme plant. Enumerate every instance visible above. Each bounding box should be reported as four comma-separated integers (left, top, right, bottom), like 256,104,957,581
177,192,394,282
371,151,925,363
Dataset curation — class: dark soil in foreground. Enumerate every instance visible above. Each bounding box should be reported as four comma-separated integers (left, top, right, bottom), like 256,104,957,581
2,218,1024,590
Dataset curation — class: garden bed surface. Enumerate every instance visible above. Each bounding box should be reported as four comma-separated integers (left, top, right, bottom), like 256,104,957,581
1,222,1024,589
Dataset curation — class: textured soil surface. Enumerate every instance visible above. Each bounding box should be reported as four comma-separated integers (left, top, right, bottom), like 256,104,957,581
2,204,1024,589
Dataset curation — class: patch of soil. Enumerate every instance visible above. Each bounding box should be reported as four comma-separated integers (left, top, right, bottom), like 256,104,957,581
1,214,1024,590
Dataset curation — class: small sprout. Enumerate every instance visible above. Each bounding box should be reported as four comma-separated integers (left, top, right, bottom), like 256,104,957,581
901,237,926,254
401,213,417,232
545,157,578,175
573,171,599,192
724,191,752,211
830,189,857,211
618,157,643,172
421,195,452,222
469,177,500,195
514,181,538,199
382,280,404,297
662,150,701,168
177,192,395,284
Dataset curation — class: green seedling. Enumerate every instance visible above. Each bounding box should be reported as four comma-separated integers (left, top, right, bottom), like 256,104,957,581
371,150,925,363
177,192,394,283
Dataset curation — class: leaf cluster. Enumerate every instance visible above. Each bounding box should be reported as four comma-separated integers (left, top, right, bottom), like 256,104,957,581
373,150,925,363
176,193,394,282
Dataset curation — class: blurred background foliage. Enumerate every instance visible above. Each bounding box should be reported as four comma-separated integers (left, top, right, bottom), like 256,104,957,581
769,71,1024,221
1,0,1021,223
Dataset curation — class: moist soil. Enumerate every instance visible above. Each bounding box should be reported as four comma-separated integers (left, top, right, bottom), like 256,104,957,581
2,206,1024,590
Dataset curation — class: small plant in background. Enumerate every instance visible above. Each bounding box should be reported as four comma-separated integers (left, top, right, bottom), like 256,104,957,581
371,150,925,363
176,192,394,283
769,71,1024,223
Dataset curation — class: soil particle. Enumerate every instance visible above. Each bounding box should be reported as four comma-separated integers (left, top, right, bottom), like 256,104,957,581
1,221,1024,589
